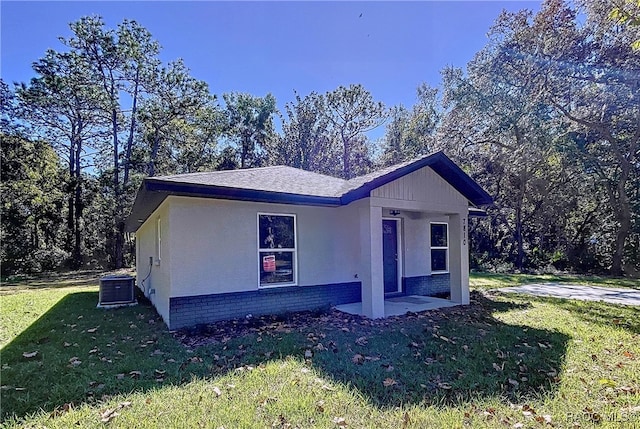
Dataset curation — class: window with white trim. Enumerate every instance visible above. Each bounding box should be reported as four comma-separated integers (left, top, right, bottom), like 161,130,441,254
258,213,297,287
430,222,448,273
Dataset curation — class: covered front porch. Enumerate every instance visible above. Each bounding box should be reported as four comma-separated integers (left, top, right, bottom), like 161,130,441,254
335,294,460,317
355,195,470,319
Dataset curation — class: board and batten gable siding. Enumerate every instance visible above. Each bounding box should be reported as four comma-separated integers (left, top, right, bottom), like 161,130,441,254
135,199,172,325
370,166,468,213
167,196,361,299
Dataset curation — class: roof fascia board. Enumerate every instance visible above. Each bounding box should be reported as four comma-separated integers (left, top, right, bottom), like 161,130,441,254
145,180,342,207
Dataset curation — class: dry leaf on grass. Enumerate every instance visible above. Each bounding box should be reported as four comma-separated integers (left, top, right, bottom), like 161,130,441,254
355,336,368,346
383,378,397,387
100,401,131,422
333,416,347,426
22,351,38,358
50,402,73,418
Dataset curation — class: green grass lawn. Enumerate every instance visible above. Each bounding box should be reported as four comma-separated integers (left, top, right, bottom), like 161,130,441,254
469,272,639,291
1,273,639,428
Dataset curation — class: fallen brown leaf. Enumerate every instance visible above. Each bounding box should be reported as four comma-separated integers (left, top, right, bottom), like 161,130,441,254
352,354,364,364
355,336,368,346
100,409,119,422
383,378,397,387
333,416,347,426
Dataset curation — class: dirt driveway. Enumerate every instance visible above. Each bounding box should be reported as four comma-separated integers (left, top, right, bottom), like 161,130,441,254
495,283,640,306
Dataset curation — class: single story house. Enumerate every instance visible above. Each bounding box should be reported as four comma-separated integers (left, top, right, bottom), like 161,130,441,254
125,151,492,330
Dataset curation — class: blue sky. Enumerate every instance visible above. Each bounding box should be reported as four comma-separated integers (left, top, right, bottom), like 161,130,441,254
2,1,540,117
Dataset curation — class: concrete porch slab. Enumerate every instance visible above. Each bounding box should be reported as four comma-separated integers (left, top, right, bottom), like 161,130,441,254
335,295,459,317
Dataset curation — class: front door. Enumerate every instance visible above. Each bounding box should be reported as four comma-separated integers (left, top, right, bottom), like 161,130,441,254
382,219,399,294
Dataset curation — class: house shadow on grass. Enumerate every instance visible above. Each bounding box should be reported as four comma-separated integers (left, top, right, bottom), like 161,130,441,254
188,292,571,409
0,291,188,422
2,290,570,421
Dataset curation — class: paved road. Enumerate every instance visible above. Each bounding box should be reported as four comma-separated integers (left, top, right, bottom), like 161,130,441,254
495,283,640,306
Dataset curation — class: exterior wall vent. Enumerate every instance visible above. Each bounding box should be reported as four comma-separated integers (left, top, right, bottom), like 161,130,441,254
98,275,137,307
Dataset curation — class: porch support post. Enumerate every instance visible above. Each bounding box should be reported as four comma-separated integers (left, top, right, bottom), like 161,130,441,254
449,213,469,304
359,203,385,318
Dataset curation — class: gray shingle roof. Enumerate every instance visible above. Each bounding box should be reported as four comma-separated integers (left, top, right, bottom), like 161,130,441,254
126,151,493,231
154,166,347,198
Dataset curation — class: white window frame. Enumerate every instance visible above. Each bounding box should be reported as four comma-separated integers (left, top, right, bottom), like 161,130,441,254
257,213,298,288
430,222,449,274
155,217,162,265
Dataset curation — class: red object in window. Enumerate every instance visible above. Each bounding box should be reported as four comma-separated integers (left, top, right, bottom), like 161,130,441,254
263,255,276,272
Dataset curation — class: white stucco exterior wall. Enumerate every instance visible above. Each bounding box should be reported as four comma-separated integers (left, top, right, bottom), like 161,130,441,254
166,196,362,298
135,199,172,325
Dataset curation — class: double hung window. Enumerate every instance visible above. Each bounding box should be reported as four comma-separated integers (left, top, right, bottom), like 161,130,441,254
430,223,448,273
258,214,297,287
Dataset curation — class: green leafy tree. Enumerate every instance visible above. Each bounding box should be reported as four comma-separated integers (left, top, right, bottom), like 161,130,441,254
325,84,386,178
15,50,106,268
223,92,278,169
380,84,440,166
1,135,66,274
138,59,216,177
609,0,640,49
492,0,640,275
269,91,339,175
440,58,565,272
61,16,161,268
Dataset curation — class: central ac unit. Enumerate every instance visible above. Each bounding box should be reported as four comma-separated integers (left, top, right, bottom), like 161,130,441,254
98,275,136,307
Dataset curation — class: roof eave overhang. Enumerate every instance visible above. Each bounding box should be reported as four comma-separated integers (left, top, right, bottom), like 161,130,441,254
125,180,341,232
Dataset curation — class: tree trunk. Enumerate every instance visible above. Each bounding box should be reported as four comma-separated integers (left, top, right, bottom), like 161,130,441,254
606,141,633,277
610,174,631,276
67,144,75,255
515,204,524,271
342,131,351,179
72,134,83,269
240,133,249,169
148,130,161,177
112,106,124,269
123,70,140,187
